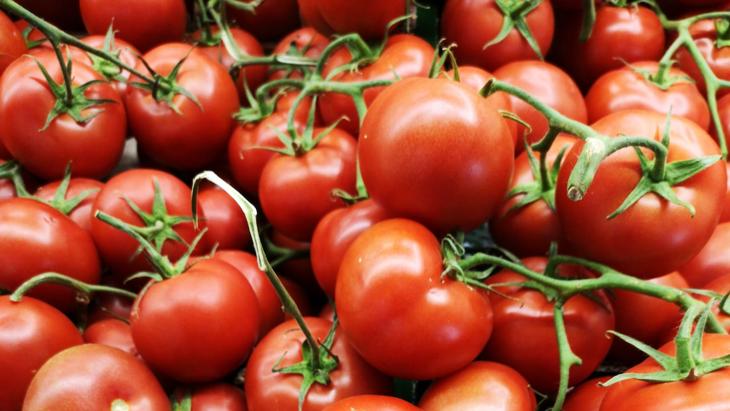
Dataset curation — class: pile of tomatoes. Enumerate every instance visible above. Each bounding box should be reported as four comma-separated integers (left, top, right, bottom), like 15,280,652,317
4,0,730,410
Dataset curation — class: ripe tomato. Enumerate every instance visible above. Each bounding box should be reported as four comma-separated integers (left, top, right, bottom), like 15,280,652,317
80,0,186,51
359,78,514,234
23,344,170,410
34,177,103,233
336,219,494,380
482,257,615,393
556,110,726,278
0,10,25,75
270,27,330,81
259,127,357,242
323,395,421,411
0,50,126,180
679,221,730,287
83,318,140,360
418,361,536,411
585,62,710,130
494,60,587,150
0,198,101,311
563,377,611,411
228,0,300,42
318,34,434,135
198,185,250,250
131,258,260,382
80,34,141,96
297,0,407,40
677,17,730,98
0,296,82,411
174,384,248,411
441,0,554,71
245,317,391,411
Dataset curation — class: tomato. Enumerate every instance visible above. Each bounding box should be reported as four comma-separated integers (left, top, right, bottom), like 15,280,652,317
336,219,493,380
245,317,391,411
490,134,579,257
83,318,140,360
228,0,300,42
212,250,284,337
80,34,141,96
359,78,514,234
0,50,126,180
677,17,730,98
125,43,239,171
23,344,170,410
715,94,730,158
553,4,665,87
563,377,611,411
600,334,730,410
494,60,587,150
608,272,687,364
175,384,248,411
80,0,186,51
482,257,615,393
311,199,392,297
131,258,260,382
722,161,730,222
318,34,434,135
297,0,407,40
259,127,357,242
34,177,103,233
556,110,726,278
90,169,207,279
323,395,421,411
585,62,710,130
418,361,535,411
270,27,330,81
0,296,82,411
0,198,100,311
0,10,25,75
198,185,250,250
441,0,554,72
679,221,730,287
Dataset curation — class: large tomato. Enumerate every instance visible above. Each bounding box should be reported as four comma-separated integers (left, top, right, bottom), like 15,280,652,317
418,361,536,411
482,257,615,393
0,10,25,75
269,27,330,81
34,177,103,233
23,344,170,410
245,317,391,411
359,78,514,234
197,185,250,250
323,396,421,411
125,43,239,171
0,296,82,411
441,0,554,71
336,219,494,380
83,318,140,360
556,110,726,278
297,0,406,40
563,377,611,411
80,34,140,96
228,0,300,42
679,221,730,287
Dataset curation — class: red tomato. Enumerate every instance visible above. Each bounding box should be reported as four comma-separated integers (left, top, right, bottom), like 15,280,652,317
0,199,100,311
198,185,250,250
494,60,587,150
336,219,494,380
34,177,103,233
131,258,260,382
563,377,611,411
125,43,239,171
556,110,726,278
323,395,421,411
482,257,615,393
0,50,126,180
23,344,170,410
679,222,730,287
297,0,406,40
259,127,357,242
419,361,536,411
175,384,248,411
80,34,141,96
245,317,391,411
0,296,82,411
722,161,730,223
311,199,392,297
228,0,300,42
715,94,730,157
677,17,730,98
318,34,434,135
0,10,25,75
359,78,514,234
83,318,140,360
80,0,186,51
585,61,710,130
441,0,554,71
270,27,330,80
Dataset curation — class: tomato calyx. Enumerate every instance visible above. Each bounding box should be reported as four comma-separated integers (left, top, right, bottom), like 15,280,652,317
86,26,126,83
171,390,192,411
629,61,692,91
715,18,730,49
488,0,545,59
132,53,202,114
506,137,568,213
35,164,100,215
9,272,136,305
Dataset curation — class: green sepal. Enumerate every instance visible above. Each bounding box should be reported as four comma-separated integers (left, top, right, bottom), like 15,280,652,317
715,18,730,49
487,0,544,59
20,24,44,49
629,60,694,91
124,271,164,285
720,292,730,316
131,53,201,114
171,390,192,411
0,160,31,197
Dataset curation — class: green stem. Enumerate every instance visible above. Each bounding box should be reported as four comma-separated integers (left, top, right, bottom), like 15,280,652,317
653,35,684,86
314,34,375,76
551,303,582,411
48,39,74,106
10,272,137,303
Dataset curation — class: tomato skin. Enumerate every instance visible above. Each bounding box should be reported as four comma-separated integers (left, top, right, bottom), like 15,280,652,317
228,0,300,42
441,0,554,72
297,0,406,40
23,344,170,410
491,135,578,257
311,199,392,297
34,177,103,233
80,35,140,96
556,110,726,278
600,334,730,410
323,395,421,411
131,259,260,383
0,50,126,180
0,199,101,311
494,61,587,151
245,317,390,411
83,318,140,360
0,10,25,75
80,0,186,51
336,219,493,380
482,257,615,393
0,296,82,411
259,127,357,242
177,384,248,411
318,34,434,136
585,62,710,130
563,377,611,411
679,221,730,287
359,78,514,234
722,161,730,223
418,361,535,411
270,27,330,81
198,185,250,250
